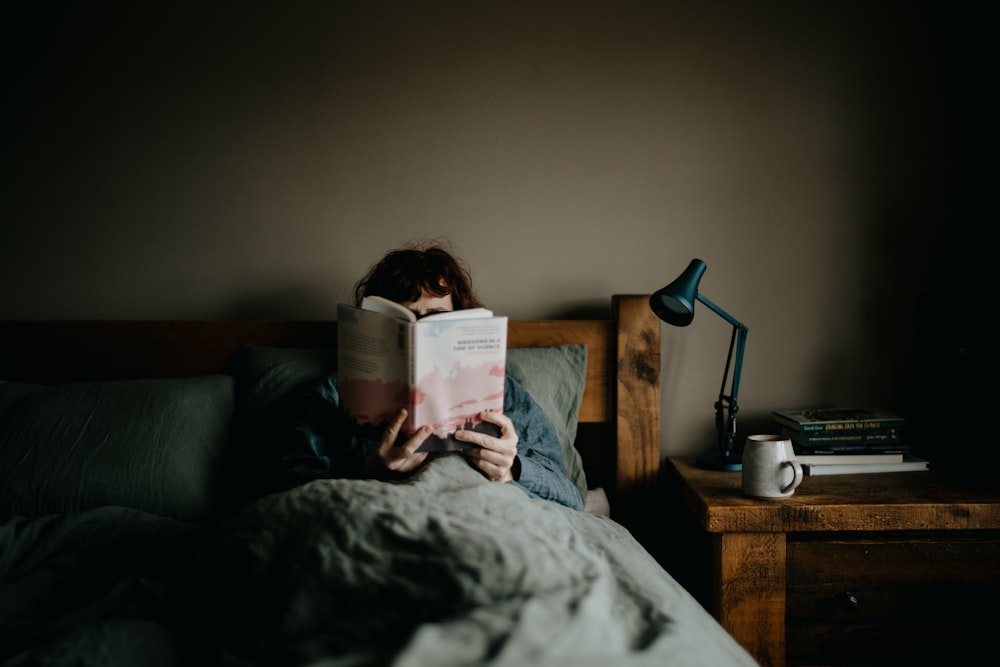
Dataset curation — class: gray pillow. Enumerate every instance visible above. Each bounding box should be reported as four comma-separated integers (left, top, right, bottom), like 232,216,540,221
0,375,235,523
232,345,337,416
506,345,588,501
232,344,589,499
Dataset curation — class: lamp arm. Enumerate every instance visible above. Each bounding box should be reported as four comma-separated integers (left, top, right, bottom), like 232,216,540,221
730,322,748,404
698,293,748,461
696,292,744,330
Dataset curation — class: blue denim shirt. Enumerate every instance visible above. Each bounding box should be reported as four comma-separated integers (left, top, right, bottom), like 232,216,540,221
264,374,584,511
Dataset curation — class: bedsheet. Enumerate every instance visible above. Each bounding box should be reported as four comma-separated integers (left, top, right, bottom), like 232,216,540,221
0,507,207,666
1,455,760,667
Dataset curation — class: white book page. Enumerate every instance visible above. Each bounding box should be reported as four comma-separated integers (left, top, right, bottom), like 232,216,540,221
360,295,417,321
420,307,494,321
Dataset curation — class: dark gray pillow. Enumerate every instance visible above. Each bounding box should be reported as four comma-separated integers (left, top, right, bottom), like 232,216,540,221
231,345,337,416
0,375,235,523
505,345,588,500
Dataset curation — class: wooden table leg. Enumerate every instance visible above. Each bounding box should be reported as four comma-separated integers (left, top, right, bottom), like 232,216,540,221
712,531,786,667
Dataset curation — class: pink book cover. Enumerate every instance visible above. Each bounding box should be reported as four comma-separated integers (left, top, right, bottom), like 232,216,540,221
337,303,508,451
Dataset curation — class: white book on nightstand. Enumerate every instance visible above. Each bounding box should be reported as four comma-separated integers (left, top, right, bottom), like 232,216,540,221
794,452,903,465
801,455,929,476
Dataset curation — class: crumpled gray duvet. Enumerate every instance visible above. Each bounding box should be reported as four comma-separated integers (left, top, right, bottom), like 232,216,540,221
1,455,758,667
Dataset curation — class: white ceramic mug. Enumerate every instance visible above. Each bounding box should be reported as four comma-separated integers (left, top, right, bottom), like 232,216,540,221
741,434,803,499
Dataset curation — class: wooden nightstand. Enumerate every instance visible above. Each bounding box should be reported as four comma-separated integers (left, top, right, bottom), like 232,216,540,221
658,457,1000,667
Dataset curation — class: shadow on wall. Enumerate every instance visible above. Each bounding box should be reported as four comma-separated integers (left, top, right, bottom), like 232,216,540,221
897,4,995,481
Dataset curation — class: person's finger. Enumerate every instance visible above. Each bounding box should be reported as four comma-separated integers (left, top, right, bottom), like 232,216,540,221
472,456,511,482
456,412,517,449
479,410,513,435
402,426,433,455
378,409,409,454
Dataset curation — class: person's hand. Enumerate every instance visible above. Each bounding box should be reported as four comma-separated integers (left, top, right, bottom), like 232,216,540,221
360,409,430,478
456,411,519,483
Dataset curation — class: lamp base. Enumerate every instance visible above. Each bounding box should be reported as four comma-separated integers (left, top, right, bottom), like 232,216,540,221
696,450,742,472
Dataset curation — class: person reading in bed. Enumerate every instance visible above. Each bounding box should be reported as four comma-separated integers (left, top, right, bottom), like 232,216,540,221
255,242,585,511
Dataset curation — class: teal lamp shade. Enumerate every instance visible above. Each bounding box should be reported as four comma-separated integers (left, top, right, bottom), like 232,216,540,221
649,259,706,326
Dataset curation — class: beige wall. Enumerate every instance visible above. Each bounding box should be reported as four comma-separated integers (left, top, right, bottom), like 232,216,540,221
2,2,982,461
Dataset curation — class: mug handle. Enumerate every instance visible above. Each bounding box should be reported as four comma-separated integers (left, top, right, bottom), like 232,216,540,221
781,460,804,493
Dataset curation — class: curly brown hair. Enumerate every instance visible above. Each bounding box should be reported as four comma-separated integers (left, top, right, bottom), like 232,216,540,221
353,243,484,310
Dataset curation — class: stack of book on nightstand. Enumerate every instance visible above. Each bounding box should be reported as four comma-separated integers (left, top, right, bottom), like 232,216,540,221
772,407,929,476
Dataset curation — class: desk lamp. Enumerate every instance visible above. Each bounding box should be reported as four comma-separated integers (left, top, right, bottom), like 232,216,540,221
650,258,748,471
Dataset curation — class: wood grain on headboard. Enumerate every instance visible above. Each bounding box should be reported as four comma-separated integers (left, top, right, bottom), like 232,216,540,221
0,294,660,530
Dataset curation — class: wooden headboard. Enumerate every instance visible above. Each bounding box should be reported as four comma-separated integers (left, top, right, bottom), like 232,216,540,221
0,294,661,531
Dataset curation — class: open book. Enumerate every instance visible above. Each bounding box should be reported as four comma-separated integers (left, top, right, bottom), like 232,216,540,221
337,296,508,452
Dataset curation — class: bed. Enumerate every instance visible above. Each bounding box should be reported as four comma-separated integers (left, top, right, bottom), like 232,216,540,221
0,294,759,667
